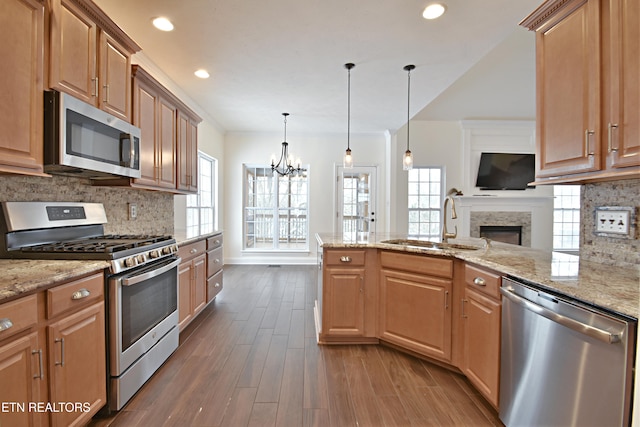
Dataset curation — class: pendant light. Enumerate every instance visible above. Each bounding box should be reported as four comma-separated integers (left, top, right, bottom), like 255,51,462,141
403,64,415,171
344,63,355,168
271,113,305,176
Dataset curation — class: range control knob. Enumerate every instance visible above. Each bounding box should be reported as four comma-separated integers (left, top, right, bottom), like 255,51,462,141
124,257,137,268
137,254,145,264
162,246,173,255
149,250,160,259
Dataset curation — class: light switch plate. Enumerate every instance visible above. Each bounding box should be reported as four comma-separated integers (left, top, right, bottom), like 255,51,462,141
595,207,631,236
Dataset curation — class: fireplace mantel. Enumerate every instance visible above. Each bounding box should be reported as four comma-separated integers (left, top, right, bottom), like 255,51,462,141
454,195,554,251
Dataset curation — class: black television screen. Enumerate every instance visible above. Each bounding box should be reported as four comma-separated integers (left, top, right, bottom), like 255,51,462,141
475,153,535,190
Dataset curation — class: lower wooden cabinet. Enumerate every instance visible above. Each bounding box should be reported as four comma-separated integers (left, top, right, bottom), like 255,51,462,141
319,249,377,343
379,268,453,361
0,331,43,427
178,240,207,331
206,233,223,302
47,302,106,427
460,263,502,408
0,272,107,427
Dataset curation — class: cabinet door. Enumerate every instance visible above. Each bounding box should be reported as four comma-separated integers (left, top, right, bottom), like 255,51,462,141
604,0,640,168
535,0,601,177
159,97,177,189
379,269,452,361
462,288,501,408
193,254,207,316
98,30,132,123
0,332,43,427
207,269,223,302
178,262,192,331
48,302,106,427
177,112,199,193
0,0,45,175
133,77,160,187
49,0,97,104
323,268,365,337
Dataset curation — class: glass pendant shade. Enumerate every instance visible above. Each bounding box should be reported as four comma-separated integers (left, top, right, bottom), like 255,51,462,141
344,147,353,168
403,149,413,170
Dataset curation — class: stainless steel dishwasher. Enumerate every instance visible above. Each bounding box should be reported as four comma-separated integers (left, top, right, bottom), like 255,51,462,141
499,277,636,427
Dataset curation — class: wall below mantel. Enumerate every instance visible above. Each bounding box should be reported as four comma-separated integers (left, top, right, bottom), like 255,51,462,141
0,175,174,235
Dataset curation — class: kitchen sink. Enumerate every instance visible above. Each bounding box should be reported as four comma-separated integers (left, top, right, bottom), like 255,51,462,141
380,239,485,251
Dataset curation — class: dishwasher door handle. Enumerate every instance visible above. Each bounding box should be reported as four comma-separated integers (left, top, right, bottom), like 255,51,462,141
500,287,620,344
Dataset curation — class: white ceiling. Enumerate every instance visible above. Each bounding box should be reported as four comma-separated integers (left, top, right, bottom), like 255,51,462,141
93,0,541,134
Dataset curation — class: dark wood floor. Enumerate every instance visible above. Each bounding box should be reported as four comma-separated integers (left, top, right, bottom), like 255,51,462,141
90,264,502,427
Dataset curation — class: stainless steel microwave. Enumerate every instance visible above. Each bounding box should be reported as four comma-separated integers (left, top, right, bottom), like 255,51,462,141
44,90,141,179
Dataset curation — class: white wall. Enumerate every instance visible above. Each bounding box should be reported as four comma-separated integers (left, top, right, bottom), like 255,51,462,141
224,131,387,264
389,121,465,233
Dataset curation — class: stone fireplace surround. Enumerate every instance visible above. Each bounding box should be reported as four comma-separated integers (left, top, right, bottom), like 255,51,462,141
471,211,531,247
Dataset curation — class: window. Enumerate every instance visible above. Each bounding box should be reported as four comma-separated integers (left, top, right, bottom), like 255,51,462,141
553,185,580,251
243,165,309,251
408,167,443,240
186,152,217,238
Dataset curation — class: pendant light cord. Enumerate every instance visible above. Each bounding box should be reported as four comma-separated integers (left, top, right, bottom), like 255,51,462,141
405,65,414,152
345,63,355,151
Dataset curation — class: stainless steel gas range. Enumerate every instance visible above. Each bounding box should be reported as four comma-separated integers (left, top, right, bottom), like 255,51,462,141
0,201,180,412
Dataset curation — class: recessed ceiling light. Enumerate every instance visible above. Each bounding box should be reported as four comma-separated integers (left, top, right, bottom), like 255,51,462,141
194,69,210,79
152,17,174,31
423,3,446,20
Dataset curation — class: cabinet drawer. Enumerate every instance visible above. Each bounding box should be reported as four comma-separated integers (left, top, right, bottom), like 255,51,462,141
207,246,223,277
47,273,104,319
207,234,223,250
207,269,223,302
464,263,501,300
179,240,206,261
0,294,38,341
380,251,453,279
324,250,366,267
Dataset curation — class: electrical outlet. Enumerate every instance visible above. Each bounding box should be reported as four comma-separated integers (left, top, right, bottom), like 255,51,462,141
128,203,138,220
595,207,630,235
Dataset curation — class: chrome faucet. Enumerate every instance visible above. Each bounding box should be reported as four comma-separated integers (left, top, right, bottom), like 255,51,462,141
441,195,458,242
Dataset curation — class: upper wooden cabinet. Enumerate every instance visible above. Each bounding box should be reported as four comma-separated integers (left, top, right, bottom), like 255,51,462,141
48,0,140,123
522,0,639,184
98,65,201,193
0,0,47,176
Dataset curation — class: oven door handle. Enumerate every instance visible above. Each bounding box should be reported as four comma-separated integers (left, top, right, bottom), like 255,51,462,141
122,258,181,287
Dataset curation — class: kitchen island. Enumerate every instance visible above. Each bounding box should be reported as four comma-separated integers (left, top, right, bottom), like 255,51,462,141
315,232,639,414
317,232,639,319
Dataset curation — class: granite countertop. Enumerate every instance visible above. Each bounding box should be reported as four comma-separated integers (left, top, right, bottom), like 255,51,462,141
0,259,110,304
316,232,640,319
174,230,223,246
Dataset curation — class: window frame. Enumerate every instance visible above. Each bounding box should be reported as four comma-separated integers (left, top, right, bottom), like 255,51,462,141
407,166,444,240
185,151,217,238
243,164,310,252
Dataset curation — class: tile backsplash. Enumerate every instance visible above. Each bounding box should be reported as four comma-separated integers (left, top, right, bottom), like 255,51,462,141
0,175,174,235
581,178,639,268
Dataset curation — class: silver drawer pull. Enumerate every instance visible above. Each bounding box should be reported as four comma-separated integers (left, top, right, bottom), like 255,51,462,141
473,277,486,287
215,282,221,288
55,338,65,367
71,288,91,300
214,240,221,245
0,318,13,332
340,256,352,263
190,248,198,254
215,258,220,264
33,349,44,380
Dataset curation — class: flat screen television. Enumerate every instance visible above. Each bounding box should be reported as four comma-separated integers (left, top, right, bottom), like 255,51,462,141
475,153,535,190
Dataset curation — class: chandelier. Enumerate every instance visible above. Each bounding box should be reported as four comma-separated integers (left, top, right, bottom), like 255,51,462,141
271,113,306,176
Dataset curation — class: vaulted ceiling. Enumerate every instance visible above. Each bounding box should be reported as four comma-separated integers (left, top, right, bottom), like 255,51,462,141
94,0,541,134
